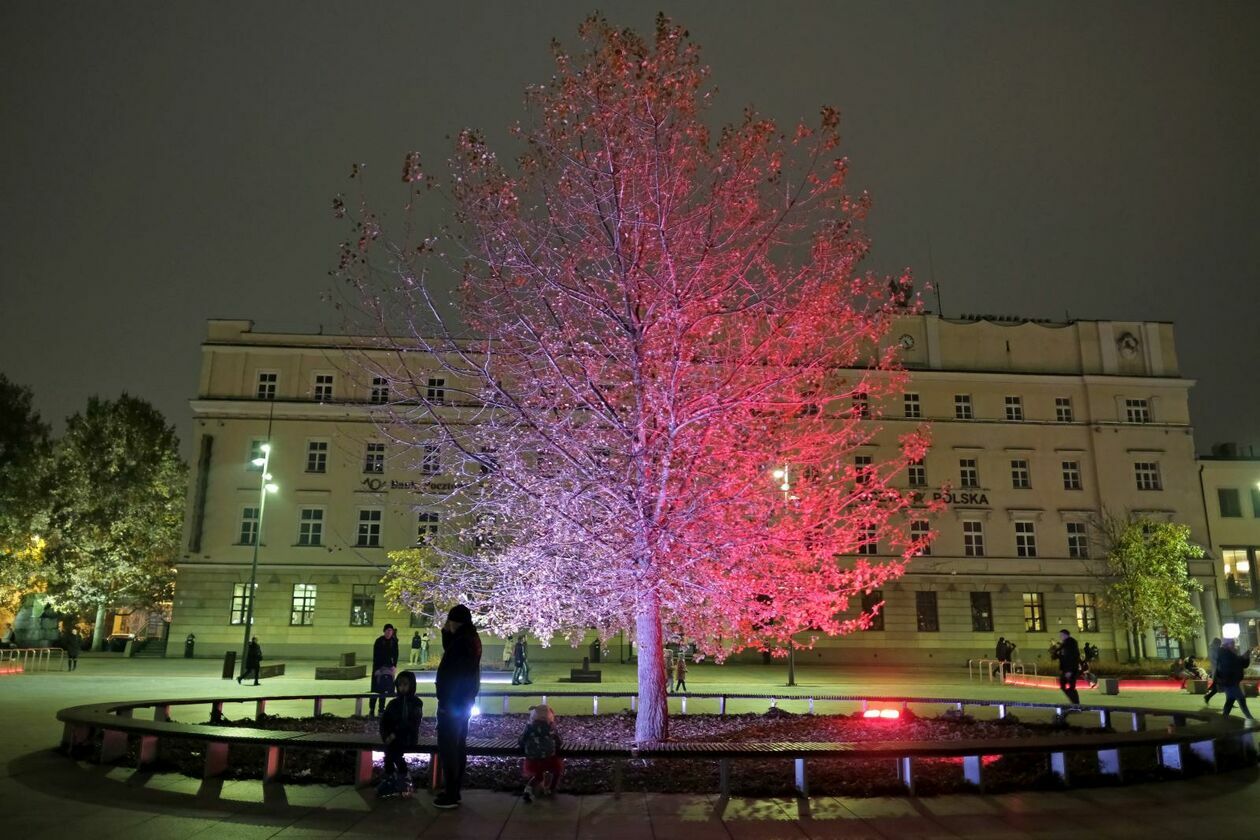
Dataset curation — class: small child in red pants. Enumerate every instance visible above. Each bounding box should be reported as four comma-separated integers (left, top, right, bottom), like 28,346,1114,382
518,704,563,802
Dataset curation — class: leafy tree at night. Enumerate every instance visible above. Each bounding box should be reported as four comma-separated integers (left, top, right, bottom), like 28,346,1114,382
42,395,187,649
1094,512,1204,660
339,16,929,740
0,374,52,613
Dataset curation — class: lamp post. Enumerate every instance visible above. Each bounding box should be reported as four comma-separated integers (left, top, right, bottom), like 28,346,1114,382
771,464,797,687
240,443,278,678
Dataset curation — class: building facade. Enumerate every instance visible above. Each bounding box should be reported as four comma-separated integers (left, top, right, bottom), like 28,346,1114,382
1198,447,1260,648
168,316,1222,664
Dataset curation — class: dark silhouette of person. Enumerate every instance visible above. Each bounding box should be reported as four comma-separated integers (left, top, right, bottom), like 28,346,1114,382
1215,638,1255,720
238,637,262,685
369,624,400,717
1056,629,1081,706
433,604,481,809
379,670,423,795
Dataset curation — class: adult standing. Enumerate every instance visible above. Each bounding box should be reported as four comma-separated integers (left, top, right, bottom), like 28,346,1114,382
410,631,422,665
1056,629,1081,706
238,637,262,686
991,637,1008,679
1214,638,1255,720
1204,636,1223,704
63,626,81,671
434,604,482,809
513,634,532,685
369,623,400,717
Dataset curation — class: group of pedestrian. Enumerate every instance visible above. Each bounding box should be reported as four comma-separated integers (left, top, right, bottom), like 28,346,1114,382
409,629,431,665
664,647,689,693
991,636,1016,678
1204,636,1255,720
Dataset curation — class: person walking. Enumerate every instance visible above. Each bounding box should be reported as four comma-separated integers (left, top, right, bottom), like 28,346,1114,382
502,635,515,673
409,631,422,666
665,648,676,693
64,626,81,671
674,651,688,693
377,670,423,798
434,604,482,809
238,637,262,685
991,637,1008,679
1215,638,1255,721
1204,636,1223,704
1056,629,1082,706
512,634,533,685
369,624,400,717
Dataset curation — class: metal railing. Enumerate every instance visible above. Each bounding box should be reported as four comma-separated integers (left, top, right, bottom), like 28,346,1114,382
1,647,66,672
967,657,1036,681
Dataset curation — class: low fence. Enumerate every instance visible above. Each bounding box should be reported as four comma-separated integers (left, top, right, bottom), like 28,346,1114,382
1,647,65,672
56,689,1258,798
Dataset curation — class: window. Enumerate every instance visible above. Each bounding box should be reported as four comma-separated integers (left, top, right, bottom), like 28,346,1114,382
852,392,870,419
427,377,446,404
854,455,873,485
907,459,927,487
959,458,979,488
857,523,878,555
970,592,993,632
306,440,329,473
356,508,383,547
229,583,251,625
1252,488,1260,518
313,373,335,402
1125,398,1151,423
1014,520,1037,557
417,511,439,544
1004,396,1024,421
1022,592,1045,632
1066,522,1089,559
1061,460,1083,490
238,506,260,545
1154,627,1182,659
290,584,317,626
1055,397,1074,423
910,519,931,556
903,393,921,419
954,394,973,420
963,520,985,557
861,590,884,631
1010,459,1031,489
1223,549,1254,597
370,375,389,404
1219,488,1243,518
1075,593,1099,633
350,585,375,627
247,439,266,471
297,507,324,546
364,442,386,474
1134,461,1162,491
915,591,939,632
421,444,441,476
256,371,278,400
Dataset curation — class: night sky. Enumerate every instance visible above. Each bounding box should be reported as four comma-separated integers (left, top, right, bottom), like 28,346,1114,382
2,2,1257,455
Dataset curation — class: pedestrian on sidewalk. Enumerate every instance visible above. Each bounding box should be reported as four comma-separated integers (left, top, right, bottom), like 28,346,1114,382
512,634,532,685
238,637,262,685
665,648,676,693
1215,638,1255,721
674,652,688,694
1056,629,1081,706
377,670,423,798
63,625,81,671
434,604,482,809
1204,636,1223,704
369,624,399,717
409,631,422,665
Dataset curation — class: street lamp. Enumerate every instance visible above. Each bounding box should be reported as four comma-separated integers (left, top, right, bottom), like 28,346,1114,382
240,443,278,678
771,463,797,687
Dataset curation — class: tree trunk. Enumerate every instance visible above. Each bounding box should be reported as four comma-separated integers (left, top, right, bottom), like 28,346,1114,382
634,590,669,742
92,602,107,652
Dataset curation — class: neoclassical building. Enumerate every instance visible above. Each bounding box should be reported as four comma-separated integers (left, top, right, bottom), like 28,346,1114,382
167,316,1223,664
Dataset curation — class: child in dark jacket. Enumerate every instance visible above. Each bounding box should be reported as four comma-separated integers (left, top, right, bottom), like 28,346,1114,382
379,670,423,795
518,704,563,802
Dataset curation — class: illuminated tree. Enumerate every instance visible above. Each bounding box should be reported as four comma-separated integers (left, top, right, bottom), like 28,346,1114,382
339,15,928,740
0,374,52,613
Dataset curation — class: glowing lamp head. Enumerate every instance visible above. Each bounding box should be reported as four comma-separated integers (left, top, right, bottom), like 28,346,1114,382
265,483,279,494
251,457,267,467
862,708,900,720
772,469,785,480
1223,622,1241,640
260,443,271,454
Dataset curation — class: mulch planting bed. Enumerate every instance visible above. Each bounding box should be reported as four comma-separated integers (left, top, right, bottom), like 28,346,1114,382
86,708,1216,796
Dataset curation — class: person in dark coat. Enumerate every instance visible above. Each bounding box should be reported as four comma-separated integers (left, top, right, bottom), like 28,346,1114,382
433,604,482,809
1056,629,1081,705
409,631,422,665
991,637,1008,679
1204,637,1223,704
238,637,262,685
379,670,424,795
369,624,399,717
63,627,81,671
1214,638,1255,720
512,634,532,685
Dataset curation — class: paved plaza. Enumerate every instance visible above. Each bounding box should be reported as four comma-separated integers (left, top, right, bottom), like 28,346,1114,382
2,654,1258,838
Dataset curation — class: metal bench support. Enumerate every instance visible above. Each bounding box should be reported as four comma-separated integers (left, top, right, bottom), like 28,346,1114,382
313,698,323,716
355,697,364,717
1159,743,1184,771
896,756,914,795
264,745,284,782
718,696,726,716
719,758,731,797
1097,748,1122,779
794,758,809,798
1189,739,1217,770
100,729,128,763
1049,752,1069,785
1131,712,1146,731
354,750,373,787
154,705,171,722
962,755,983,791
137,734,159,767
502,696,510,714
255,700,267,719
